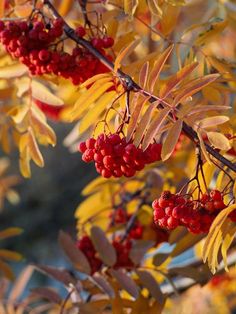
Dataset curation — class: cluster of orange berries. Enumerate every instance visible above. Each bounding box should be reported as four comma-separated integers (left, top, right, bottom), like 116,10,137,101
152,190,231,234
78,133,162,178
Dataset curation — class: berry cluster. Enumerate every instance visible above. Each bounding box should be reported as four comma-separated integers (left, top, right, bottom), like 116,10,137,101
78,133,162,178
0,19,113,85
76,235,102,274
77,235,135,273
153,190,228,234
110,207,168,244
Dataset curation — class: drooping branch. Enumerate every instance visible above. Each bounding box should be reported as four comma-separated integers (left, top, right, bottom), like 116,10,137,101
43,0,236,173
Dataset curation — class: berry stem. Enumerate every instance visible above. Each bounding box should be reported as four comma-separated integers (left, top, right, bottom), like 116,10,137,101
43,0,236,173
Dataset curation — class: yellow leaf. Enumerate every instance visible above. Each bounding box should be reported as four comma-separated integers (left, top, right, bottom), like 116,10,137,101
203,204,236,272
0,0,5,18
160,4,181,36
221,225,236,271
11,105,29,124
14,4,33,17
82,176,110,196
0,259,14,280
114,39,141,73
124,0,139,18
147,0,162,16
19,146,31,178
28,129,44,168
198,116,229,129
0,227,23,239
72,79,114,120
80,73,112,89
195,19,228,46
79,91,117,134
0,249,22,261
161,119,183,161
58,0,73,15
0,63,27,78
197,131,212,165
207,132,231,150
30,107,56,146
31,81,64,106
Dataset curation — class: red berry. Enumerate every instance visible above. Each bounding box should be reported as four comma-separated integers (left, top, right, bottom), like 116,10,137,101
205,201,215,213
86,138,96,149
210,190,222,201
75,26,86,37
153,207,165,221
167,217,179,229
38,49,51,62
78,142,86,153
102,36,114,48
213,200,225,210
91,38,104,49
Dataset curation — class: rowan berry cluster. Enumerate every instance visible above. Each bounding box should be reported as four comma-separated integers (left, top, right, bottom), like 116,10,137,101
153,189,229,234
78,133,162,178
110,207,169,245
76,235,135,273
0,18,113,85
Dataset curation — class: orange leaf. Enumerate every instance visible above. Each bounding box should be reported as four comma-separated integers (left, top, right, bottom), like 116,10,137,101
126,96,149,142
173,74,220,106
133,102,159,147
161,119,183,161
159,62,198,99
114,39,140,73
139,62,149,89
149,45,174,93
142,107,170,150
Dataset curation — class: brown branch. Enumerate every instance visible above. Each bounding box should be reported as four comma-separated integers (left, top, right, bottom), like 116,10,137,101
43,0,236,173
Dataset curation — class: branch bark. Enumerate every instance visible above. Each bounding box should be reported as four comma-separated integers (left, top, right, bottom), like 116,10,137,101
43,0,236,173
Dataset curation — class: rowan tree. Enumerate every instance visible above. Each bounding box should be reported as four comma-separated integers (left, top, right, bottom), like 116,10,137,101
0,0,236,313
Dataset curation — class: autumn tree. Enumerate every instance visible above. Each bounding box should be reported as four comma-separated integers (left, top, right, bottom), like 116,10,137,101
0,0,236,313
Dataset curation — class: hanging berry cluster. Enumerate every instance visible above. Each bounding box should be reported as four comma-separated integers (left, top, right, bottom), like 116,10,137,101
0,18,113,85
78,133,162,178
152,189,232,234
76,235,135,274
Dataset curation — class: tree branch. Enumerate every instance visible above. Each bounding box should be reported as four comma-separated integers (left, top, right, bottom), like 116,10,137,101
43,0,236,173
